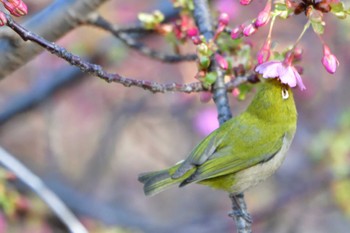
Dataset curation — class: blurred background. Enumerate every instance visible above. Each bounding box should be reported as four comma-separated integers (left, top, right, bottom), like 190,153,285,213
0,0,349,232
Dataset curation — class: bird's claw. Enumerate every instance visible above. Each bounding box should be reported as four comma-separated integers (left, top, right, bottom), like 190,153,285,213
228,210,253,223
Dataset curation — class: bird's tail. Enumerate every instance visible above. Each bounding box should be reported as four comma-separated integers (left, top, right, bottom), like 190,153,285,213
138,169,180,196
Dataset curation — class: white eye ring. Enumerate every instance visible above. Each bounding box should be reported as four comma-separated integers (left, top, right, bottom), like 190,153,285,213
282,89,289,100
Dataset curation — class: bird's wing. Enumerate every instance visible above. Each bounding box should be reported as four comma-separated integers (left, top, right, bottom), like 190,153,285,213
171,118,233,179
177,113,287,184
180,133,285,185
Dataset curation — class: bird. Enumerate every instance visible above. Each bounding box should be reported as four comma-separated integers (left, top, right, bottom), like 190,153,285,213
138,78,297,197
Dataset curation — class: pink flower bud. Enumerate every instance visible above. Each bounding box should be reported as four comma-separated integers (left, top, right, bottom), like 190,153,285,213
322,44,339,74
3,0,28,17
215,54,228,70
293,47,303,61
187,27,199,37
230,26,242,39
0,12,7,26
255,1,271,28
232,88,240,97
243,23,257,37
200,92,213,103
218,12,230,26
257,39,271,64
214,13,230,40
240,0,252,5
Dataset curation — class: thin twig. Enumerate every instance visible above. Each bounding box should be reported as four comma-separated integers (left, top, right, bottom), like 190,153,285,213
0,147,88,233
86,14,197,63
104,25,152,34
4,15,201,93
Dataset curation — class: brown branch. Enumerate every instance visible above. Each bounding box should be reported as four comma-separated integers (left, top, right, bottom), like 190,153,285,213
86,14,197,63
4,14,201,93
4,14,247,94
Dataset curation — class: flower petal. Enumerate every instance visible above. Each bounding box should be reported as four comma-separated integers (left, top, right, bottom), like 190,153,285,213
256,60,307,90
278,66,297,87
292,67,306,90
255,61,281,78
255,61,277,73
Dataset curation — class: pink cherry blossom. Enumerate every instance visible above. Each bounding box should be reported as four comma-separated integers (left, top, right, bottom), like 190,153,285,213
255,60,306,90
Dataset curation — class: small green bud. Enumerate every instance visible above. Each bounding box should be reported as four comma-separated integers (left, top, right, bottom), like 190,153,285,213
197,43,209,55
202,72,217,88
198,56,211,70
138,10,165,29
153,10,165,23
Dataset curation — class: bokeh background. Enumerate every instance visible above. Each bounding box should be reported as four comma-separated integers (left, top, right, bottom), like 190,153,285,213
0,0,350,232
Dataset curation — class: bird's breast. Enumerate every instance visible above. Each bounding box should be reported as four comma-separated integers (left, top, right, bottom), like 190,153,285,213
230,134,293,194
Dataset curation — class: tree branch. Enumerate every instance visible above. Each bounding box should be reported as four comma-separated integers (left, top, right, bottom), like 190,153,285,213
4,14,246,95
0,147,88,233
3,15,204,93
86,14,197,63
192,1,252,232
1,2,249,96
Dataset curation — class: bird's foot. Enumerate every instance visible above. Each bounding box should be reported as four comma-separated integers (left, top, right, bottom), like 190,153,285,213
228,193,253,223
228,210,253,223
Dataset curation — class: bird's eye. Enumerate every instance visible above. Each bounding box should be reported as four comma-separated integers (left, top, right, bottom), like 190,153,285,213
282,89,289,100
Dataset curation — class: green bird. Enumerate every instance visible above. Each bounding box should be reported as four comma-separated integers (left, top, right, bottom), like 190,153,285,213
138,78,297,196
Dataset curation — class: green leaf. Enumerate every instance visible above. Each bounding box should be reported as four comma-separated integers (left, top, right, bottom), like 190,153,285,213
274,3,287,11
237,84,252,101
331,2,345,13
272,51,284,61
330,2,348,19
173,0,194,11
273,3,293,19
